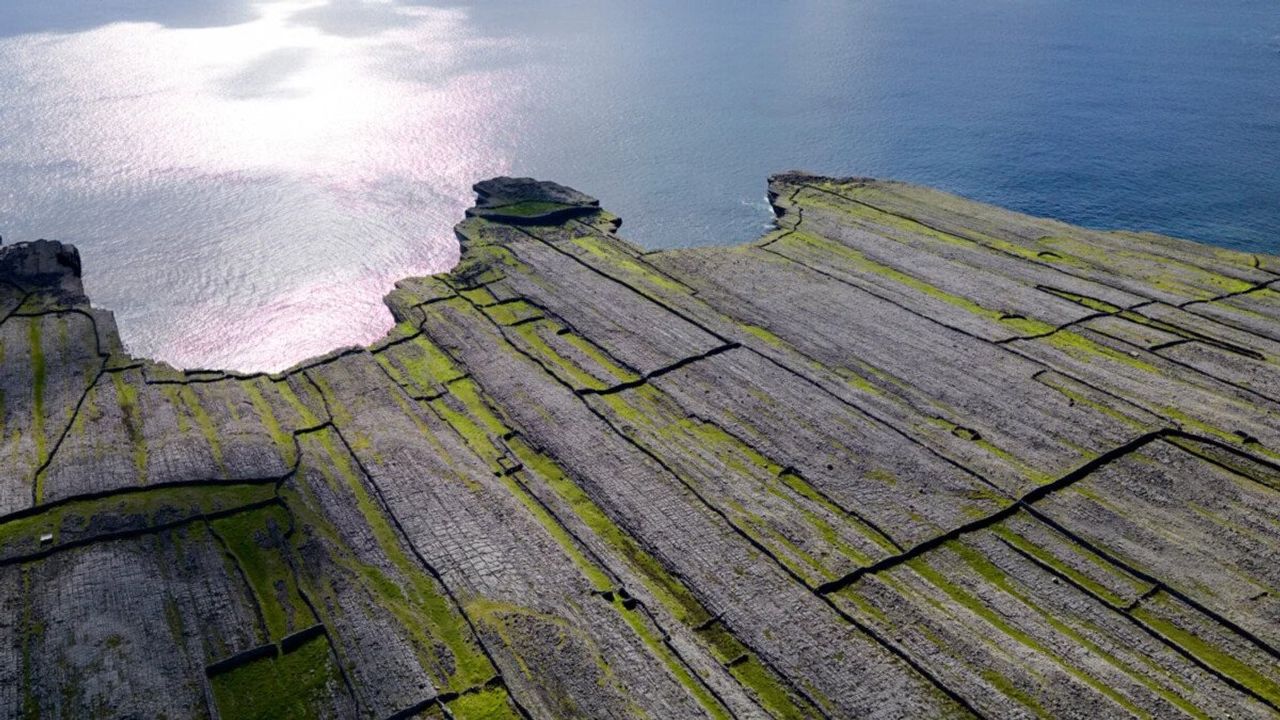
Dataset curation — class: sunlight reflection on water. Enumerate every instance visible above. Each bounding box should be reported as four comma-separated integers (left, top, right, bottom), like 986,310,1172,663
0,0,526,370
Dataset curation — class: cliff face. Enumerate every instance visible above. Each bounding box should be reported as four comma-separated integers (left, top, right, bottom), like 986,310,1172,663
2,174,1280,719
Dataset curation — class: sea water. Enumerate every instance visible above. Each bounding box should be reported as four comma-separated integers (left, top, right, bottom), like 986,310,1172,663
0,0,1276,370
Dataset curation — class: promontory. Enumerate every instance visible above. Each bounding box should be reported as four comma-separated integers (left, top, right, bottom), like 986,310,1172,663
2,174,1279,719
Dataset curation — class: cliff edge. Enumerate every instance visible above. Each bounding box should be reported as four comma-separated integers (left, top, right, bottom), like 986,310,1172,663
2,174,1280,718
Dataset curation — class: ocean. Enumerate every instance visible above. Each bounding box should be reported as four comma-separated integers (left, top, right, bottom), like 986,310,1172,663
1,0,1276,370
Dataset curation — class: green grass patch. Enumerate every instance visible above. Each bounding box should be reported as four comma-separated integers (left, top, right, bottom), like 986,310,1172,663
482,300,543,326
609,594,733,720
376,336,466,397
510,320,638,390
569,236,692,297
111,373,148,484
0,482,274,558
275,380,322,427
739,324,789,349
211,506,310,641
446,686,522,719
175,386,226,473
488,200,571,218
459,285,499,306
243,381,296,465
210,635,343,720
1133,598,1280,708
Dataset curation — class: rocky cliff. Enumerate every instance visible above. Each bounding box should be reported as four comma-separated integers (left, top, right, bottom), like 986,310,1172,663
2,173,1280,718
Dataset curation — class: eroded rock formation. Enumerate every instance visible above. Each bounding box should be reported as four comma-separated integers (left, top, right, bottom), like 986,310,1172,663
2,174,1280,718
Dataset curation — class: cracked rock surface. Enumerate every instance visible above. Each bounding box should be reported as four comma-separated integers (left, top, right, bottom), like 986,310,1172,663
3,173,1280,718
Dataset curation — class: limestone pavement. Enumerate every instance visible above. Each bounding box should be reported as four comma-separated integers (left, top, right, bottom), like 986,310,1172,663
2,173,1279,718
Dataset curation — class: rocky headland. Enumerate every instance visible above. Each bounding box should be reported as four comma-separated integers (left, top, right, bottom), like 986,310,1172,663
2,173,1280,718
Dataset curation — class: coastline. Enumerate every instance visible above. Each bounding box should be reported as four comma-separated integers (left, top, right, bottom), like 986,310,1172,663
2,173,1280,717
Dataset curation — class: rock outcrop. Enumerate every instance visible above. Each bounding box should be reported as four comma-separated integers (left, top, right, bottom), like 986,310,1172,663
2,173,1280,718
